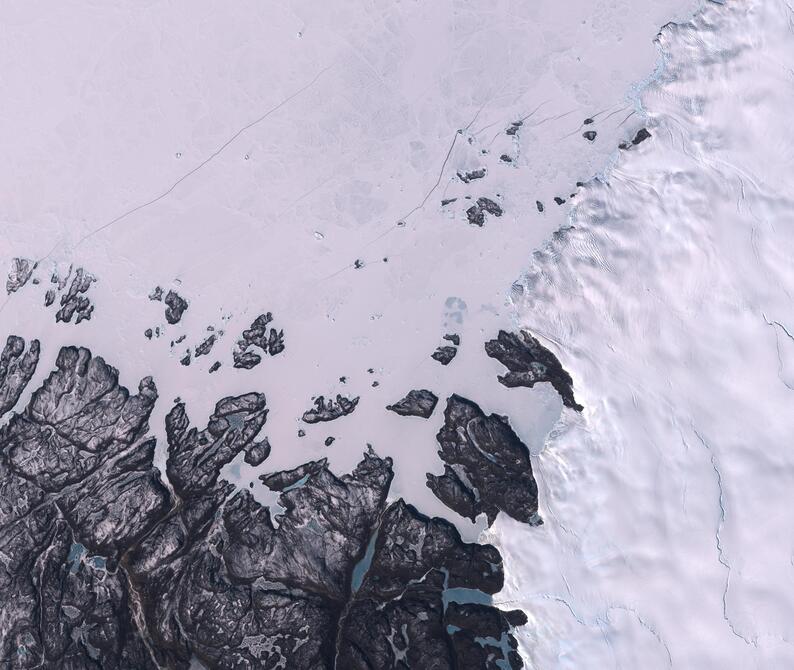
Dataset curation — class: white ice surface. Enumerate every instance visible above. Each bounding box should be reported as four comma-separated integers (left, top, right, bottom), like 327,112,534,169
491,0,794,666
0,0,698,534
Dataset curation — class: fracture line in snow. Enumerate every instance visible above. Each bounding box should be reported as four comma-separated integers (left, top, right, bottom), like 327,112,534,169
762,314,794,392
37,64,334,261
393,99,491,227
319,103,494,281
606,604,673,668
692,427,757,647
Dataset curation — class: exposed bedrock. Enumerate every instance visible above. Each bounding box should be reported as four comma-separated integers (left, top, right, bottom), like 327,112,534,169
0,336,528,669
233,312,286,370
485,329,583,411
164,290,189,324
302,394,360,423
336,500,525,669
431,345,458,366
55,267,96,324
386,389,439,418
427,394,540,526
5,257,36,294
0,335,39,415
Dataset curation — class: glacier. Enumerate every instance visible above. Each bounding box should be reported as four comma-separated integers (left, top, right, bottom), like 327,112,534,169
495,0,794,666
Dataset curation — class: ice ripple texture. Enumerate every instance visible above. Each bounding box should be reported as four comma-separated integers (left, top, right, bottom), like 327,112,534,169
492,0,794,667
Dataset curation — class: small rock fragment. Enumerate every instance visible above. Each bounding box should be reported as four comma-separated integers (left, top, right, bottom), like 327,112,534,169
536,200,545,213
209,361,221,374
443,333,460,346
194,334,216,358
583,130,597,141
505,121,523,135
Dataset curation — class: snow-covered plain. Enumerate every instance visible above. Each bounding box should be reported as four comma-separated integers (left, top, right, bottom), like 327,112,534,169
0,0,696,527
493,0,794,665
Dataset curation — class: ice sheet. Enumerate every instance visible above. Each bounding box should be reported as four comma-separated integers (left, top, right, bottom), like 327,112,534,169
493,0,794,665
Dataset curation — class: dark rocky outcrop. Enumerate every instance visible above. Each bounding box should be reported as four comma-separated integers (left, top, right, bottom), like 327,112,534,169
427,394,540,526
244,437,271,466
633,127,651,144
336,500,525,669
0,337,529,669
302,394,360,424
386,389,438,418
0,336,39,415
55,268,96,324
445,602,528,669
465,196,504,226
485,329,583,410
477,197,503,217
505,120,523,135
164,290,188,324
432,345,458,365
194,333,216,357
457,167,486,183
583,130,597,141
620,127,651,149
6,258,36,294
233,312,285,369
466,204,485,227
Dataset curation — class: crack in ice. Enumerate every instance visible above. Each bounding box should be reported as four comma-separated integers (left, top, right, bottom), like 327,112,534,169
38,65,334,261
693,428,757,647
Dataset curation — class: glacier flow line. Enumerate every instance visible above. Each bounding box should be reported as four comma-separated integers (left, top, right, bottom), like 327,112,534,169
36,64,335,263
